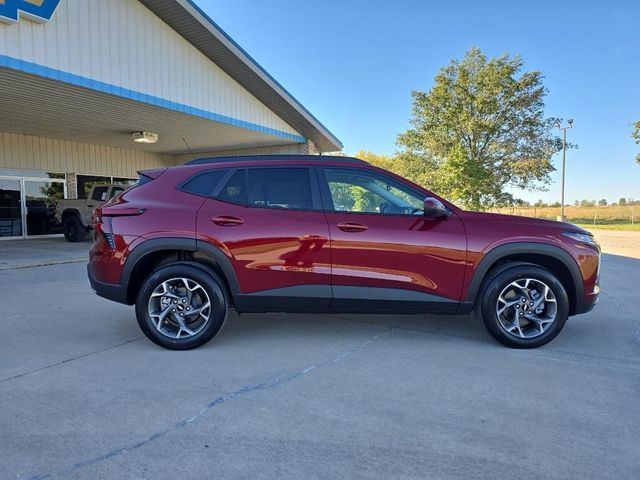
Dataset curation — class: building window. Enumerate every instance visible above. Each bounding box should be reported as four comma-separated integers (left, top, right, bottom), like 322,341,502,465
77,175,110,200
113,177,138,187
76,175,137,199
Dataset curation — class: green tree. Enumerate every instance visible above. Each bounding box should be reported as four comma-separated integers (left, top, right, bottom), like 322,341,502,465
619,197,628,206
633,121,640,164
354,150,395,170
598,198,608,206
397,47,563,210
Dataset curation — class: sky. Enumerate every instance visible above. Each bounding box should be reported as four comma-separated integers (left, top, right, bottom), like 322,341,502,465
199,0,640,204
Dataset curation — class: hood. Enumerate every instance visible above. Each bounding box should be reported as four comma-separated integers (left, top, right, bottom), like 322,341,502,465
459,210,588,234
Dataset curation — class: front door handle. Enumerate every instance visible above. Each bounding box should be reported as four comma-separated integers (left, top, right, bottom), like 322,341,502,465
212,215,244,226
337,221,368,232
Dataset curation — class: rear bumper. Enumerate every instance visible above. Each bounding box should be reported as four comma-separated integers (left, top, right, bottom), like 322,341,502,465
87,263,129,305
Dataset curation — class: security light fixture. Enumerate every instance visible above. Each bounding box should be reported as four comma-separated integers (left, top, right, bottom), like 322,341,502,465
132,131,159,144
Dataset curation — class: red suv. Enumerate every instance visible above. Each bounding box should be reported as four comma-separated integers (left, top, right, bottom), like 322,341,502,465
88,155,600,350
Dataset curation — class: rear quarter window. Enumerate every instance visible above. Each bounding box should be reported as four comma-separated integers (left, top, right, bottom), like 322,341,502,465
181,170,228,197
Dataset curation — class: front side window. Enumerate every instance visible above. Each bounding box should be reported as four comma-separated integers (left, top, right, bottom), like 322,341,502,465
323,168,425,215
247,168,313,210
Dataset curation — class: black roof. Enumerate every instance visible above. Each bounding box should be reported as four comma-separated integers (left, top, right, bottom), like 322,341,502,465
185,154,367,166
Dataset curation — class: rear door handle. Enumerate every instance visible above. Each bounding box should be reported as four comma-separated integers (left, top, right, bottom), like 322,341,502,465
212,215,244,226
337,222,368,232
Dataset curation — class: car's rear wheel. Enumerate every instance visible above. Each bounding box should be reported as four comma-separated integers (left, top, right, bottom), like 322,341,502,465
135,264,228,350
478,264,569,348
63,216,86,242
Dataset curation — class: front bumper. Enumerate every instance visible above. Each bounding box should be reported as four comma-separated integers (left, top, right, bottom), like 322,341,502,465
576,284,599,314
87,263,129,305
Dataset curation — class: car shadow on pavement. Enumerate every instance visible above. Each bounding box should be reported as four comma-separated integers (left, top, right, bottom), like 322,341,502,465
203,310,494,351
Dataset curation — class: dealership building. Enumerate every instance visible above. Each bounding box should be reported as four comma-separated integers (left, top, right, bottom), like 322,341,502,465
0,0,342,239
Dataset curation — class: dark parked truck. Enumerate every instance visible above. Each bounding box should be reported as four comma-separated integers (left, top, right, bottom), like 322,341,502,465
87,156,600,350
55,184,126,242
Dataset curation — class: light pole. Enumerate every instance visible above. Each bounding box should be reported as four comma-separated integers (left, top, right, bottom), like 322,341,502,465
556,119,573,221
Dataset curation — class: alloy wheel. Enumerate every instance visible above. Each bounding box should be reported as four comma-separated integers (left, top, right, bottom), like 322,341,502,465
496,278,557,339
147,277,211,339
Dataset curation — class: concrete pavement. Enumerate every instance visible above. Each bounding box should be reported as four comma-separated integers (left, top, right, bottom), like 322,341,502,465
0,251,638,479
0,237,90,270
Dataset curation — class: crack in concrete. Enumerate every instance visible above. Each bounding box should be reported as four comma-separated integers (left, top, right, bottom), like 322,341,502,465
25,327,394,480
340,316,640,371
601,290,640,345
0,337,143,384
0,258,86,271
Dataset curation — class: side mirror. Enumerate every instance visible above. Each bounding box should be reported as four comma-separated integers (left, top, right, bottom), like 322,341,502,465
423,197,449,219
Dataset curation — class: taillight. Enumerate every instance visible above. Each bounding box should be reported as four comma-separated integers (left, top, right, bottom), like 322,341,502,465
93,205,145,249
103,231,117,250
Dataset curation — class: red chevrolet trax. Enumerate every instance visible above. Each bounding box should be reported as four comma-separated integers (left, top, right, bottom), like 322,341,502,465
87,155,600,350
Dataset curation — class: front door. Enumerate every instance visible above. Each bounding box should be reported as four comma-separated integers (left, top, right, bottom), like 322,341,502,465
318,167,467,312
0,177,22,239
196,166,332,312
23,179,65,236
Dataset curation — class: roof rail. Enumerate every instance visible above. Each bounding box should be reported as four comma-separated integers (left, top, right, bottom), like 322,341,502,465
184,154,367,166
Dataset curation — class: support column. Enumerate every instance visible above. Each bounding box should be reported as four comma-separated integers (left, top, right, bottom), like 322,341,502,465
66,173,77,199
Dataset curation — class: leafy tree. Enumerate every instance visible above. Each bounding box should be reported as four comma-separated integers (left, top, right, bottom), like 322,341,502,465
598,198,608,206
397,47,563,210
354,150,396,171
619,197,628,206
633,121,640,165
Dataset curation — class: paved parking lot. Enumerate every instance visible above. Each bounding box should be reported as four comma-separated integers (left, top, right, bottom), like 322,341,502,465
1,241,639,479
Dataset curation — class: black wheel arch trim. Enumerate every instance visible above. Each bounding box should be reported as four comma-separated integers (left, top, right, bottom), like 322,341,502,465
116,237,241,305
195,240,240,295
464,242,586,315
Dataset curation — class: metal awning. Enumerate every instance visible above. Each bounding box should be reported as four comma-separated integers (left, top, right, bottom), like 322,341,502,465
139,0,343,152
0,68,302,154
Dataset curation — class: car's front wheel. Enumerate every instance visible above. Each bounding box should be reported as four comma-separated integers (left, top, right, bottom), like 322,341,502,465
478,264,569,348
135,264,228,350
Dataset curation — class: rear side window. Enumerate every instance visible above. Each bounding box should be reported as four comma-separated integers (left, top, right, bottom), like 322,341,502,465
217,170,248,204
247,168,313,210
181,170,227,197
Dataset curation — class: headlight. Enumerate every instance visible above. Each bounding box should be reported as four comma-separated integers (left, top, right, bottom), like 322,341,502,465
562,231,599,246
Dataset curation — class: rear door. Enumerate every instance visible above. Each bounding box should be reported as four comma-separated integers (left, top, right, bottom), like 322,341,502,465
318,166,467,312
195,166,332,311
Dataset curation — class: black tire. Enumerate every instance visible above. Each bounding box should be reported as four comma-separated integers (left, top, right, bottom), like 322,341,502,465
63,215,86,242
135,263,228,350
478,264,569,349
